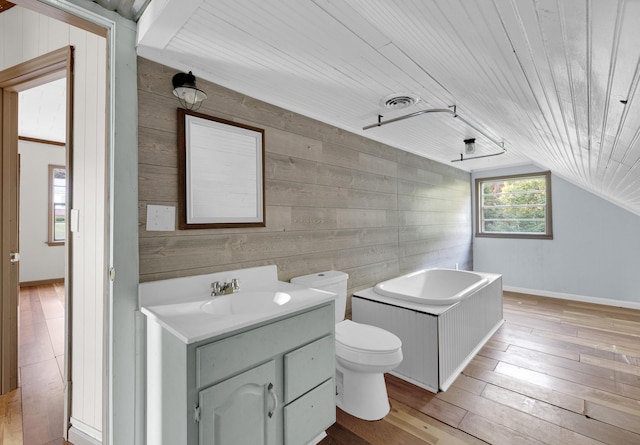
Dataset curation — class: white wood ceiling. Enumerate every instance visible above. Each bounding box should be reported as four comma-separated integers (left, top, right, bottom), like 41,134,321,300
137,0,640,216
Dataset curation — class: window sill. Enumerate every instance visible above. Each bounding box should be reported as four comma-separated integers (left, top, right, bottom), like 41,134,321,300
46,241,65,246
475,233,553,240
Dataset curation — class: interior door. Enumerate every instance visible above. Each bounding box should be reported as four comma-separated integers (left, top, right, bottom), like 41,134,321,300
0,86,19,393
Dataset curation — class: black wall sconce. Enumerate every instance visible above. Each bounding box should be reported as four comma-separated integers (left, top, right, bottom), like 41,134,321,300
172,71,207,110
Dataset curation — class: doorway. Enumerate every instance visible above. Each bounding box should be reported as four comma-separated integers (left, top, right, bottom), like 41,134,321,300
0,47,73,441
17,75,69,443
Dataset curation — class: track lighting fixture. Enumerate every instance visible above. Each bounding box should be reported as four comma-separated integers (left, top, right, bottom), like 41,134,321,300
464,138,476,154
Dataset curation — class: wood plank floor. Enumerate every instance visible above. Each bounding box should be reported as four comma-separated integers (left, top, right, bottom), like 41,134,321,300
0,283,71,445
322,292,640,445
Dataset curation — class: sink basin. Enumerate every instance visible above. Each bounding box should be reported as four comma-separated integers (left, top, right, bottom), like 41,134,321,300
200,291,292,316
140,265,337,343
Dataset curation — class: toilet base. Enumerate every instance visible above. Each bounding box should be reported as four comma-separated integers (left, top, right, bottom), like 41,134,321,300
335,365,391,421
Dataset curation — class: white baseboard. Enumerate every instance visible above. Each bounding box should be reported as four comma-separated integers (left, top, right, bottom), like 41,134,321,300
68,419,102,445
389,370,437,393
504,286,640,310
307,431,327,445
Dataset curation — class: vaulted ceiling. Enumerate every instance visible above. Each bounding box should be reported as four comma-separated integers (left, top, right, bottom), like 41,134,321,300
134,0,640,215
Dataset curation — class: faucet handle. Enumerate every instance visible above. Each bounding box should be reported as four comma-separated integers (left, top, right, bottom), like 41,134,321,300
211,281,221,295
231,278,240,291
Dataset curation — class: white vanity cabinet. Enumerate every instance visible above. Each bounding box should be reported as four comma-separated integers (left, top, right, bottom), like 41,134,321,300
146,301,336,445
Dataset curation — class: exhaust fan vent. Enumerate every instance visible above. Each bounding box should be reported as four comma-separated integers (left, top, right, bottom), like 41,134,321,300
381,93,420,110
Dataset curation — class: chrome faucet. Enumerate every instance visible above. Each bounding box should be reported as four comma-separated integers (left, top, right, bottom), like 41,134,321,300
211,278,240,296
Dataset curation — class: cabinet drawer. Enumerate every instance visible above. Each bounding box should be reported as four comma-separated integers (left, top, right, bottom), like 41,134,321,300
283,335,334,403
283,378,335,445
197,303,333,389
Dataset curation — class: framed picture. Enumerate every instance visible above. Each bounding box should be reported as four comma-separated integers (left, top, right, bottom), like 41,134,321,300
178,109,265,229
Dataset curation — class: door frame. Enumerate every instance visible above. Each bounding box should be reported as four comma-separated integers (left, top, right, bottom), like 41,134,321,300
9,2,141,443
0,65,20,395
0,45,74,419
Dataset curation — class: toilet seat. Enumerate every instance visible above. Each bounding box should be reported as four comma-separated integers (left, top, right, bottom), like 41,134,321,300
335,320,402,367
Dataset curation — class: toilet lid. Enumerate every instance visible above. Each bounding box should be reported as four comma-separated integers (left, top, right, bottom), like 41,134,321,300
335,320,401,353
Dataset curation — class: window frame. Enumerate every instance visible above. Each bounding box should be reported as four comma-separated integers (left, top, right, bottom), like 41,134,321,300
475,171,553,240
48,164,66,246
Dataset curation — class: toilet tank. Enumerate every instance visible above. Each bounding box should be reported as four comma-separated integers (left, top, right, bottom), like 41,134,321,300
291,271,348,323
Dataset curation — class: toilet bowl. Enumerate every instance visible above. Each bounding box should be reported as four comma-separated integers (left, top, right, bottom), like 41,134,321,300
334,319,402,420
291,271,403,421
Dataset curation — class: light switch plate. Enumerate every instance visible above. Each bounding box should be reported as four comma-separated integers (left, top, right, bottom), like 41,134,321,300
146,205,176,231
70,209,79,232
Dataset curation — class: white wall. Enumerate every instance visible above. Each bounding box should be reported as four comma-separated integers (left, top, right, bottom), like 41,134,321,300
1,6,107,442
18,140,65,283
473,164,640,307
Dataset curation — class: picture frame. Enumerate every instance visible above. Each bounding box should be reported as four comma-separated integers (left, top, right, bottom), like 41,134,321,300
178,108,265,229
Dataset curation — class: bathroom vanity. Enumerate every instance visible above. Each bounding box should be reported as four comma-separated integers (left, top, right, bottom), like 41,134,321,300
140,266,336,445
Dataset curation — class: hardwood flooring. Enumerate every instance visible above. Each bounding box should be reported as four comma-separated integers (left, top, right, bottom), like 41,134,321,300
4,288,639,444
322,292,640,445
0,283,71,445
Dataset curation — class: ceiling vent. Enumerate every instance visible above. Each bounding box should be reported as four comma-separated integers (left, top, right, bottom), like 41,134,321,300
381,93,420,110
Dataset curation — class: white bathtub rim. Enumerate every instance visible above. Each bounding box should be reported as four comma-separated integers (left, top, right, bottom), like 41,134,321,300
504,285,640,311
354,287,459,316
356,270,501,316
374,268,489,305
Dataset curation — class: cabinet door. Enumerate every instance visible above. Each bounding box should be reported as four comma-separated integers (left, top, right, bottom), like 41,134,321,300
199,360,277,445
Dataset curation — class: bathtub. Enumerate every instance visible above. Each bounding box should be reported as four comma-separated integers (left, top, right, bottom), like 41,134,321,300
374,268,489,305
353,268,503,393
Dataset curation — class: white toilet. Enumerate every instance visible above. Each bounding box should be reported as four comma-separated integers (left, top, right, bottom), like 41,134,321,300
291,271,403,421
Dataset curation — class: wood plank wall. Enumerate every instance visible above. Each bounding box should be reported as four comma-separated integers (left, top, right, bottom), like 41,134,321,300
138,57,472,308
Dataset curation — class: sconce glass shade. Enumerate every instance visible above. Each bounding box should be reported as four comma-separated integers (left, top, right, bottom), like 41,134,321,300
172,71,207,110
464,138,476,154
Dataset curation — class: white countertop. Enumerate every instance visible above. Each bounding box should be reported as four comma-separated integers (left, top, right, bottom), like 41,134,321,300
141,280,335,344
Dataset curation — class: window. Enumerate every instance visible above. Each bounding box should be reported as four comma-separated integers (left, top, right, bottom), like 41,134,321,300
475,171,552,239
48,165,66,245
